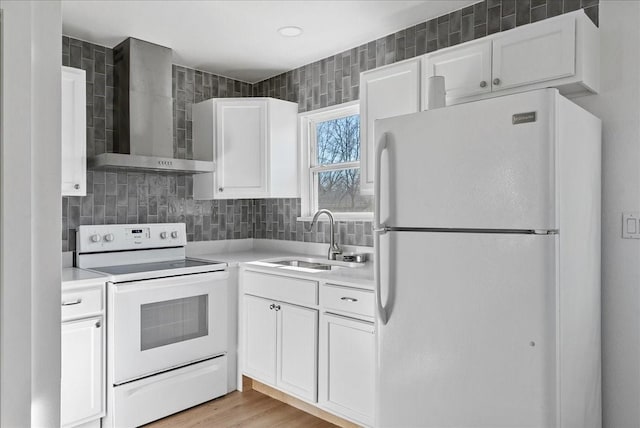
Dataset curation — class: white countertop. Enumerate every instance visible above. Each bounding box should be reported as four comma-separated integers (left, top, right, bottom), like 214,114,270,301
62,267,108,289
193,249,303,265
62,239,375,289
195,249,374,289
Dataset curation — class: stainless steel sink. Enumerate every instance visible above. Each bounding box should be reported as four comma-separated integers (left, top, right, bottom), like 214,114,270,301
273,260,334,270
265,257,365,271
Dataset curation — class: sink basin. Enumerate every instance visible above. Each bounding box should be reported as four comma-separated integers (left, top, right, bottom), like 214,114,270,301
273,260,334,270
264,257,365,271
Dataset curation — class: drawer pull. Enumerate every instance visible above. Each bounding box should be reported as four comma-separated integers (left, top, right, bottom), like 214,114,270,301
62,298,82,306
95,320,101,328
340,297,358,303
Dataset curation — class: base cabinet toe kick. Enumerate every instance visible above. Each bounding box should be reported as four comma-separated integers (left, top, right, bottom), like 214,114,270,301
240,268,375,427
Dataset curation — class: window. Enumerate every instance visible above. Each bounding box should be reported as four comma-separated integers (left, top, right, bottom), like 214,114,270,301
300,102,373,219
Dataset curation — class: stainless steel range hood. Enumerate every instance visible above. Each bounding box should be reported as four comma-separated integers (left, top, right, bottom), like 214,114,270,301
88,38,213,174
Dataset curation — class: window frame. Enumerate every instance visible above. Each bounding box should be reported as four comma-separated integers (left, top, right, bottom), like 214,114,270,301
298,101,373,221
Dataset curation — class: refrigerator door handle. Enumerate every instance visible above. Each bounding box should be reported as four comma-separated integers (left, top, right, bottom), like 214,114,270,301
374,133,388,234
374,228,388,325
374,132,389,324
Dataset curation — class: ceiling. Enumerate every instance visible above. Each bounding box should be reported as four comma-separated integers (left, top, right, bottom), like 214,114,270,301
62,0,476,83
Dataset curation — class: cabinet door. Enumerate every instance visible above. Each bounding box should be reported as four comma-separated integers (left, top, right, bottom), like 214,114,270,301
492,17,575,91
360,59,420,195
422,40,492,103
244,295,277,384
277,302,318,402
215,100,268,199
61,316,103,427
319,313,375,426
61,66,86,196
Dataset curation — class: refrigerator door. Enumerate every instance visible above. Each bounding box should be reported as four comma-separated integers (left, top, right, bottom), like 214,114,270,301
376,89,558,231
376,231,557,428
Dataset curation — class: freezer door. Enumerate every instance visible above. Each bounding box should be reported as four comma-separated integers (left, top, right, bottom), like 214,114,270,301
376,89,557,230
376,231,557,428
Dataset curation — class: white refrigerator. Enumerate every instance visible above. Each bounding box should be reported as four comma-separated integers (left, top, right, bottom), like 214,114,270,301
373,89,601,428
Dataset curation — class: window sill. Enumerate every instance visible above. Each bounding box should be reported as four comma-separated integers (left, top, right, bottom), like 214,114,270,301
297,213,373,222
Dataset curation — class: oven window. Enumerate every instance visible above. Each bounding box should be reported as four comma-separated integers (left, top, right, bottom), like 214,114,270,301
140,294,208,351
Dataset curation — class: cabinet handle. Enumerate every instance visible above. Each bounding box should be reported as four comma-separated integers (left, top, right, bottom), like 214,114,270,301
340,297,358,303
274,305,281,311
61,298,82,306
218,187,224,192
480,80,487,88
269,303,275,310
74,184,80,190
95,320,101,328
493,78,501,86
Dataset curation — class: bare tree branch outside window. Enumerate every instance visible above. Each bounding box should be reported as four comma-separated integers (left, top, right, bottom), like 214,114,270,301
315,115,373,212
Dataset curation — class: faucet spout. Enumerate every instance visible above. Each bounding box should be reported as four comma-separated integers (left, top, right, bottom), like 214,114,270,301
309,209,342,260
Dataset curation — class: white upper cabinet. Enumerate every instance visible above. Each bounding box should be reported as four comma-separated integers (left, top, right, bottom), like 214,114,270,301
61,66,86,196
422,40,492,103
193,97,299,200
361,10,598,195
492,17,576,91
423,10,598,105
359,58,421,195
215,100,268,198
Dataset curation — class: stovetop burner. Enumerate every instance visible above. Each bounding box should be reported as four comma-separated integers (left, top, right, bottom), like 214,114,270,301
94,258,224,276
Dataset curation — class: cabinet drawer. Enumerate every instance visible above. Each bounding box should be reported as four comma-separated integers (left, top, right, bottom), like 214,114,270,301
61,287,103,321
243,271,318,306
321,284,374,318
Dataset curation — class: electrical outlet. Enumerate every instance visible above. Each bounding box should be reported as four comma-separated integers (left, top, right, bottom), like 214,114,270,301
622,212,640,239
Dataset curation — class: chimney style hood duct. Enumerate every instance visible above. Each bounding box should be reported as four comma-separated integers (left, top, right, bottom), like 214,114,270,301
88,38,213,173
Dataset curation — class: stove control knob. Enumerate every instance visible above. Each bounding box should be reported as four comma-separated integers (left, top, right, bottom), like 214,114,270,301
104,233,114,242
171,231,179,239
90,234,101,243
160,232,168,239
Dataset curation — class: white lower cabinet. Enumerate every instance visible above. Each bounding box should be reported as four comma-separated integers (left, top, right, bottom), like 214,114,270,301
241,269,375,426
319,314,375,427
277,302,318,401
244,294,278,384
61,316,104,427
243,293,318,402
61,279,105,428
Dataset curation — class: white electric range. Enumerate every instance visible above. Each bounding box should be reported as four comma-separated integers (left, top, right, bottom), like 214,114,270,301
76,223,229,427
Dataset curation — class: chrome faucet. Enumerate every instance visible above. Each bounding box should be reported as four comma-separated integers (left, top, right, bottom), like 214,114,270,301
308,209,342,260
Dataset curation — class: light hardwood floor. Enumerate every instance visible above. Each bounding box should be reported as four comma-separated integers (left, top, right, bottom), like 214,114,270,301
143,389,339,428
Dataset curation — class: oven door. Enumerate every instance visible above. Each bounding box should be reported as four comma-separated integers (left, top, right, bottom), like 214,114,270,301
110,271,228,385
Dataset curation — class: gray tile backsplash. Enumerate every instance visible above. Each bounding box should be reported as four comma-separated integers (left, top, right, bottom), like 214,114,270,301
252,198,373,247
61,1,597,251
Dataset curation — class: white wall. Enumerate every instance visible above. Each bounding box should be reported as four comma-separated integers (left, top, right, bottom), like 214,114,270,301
0,2,34,424
572,2,640,427
0,1,62,426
